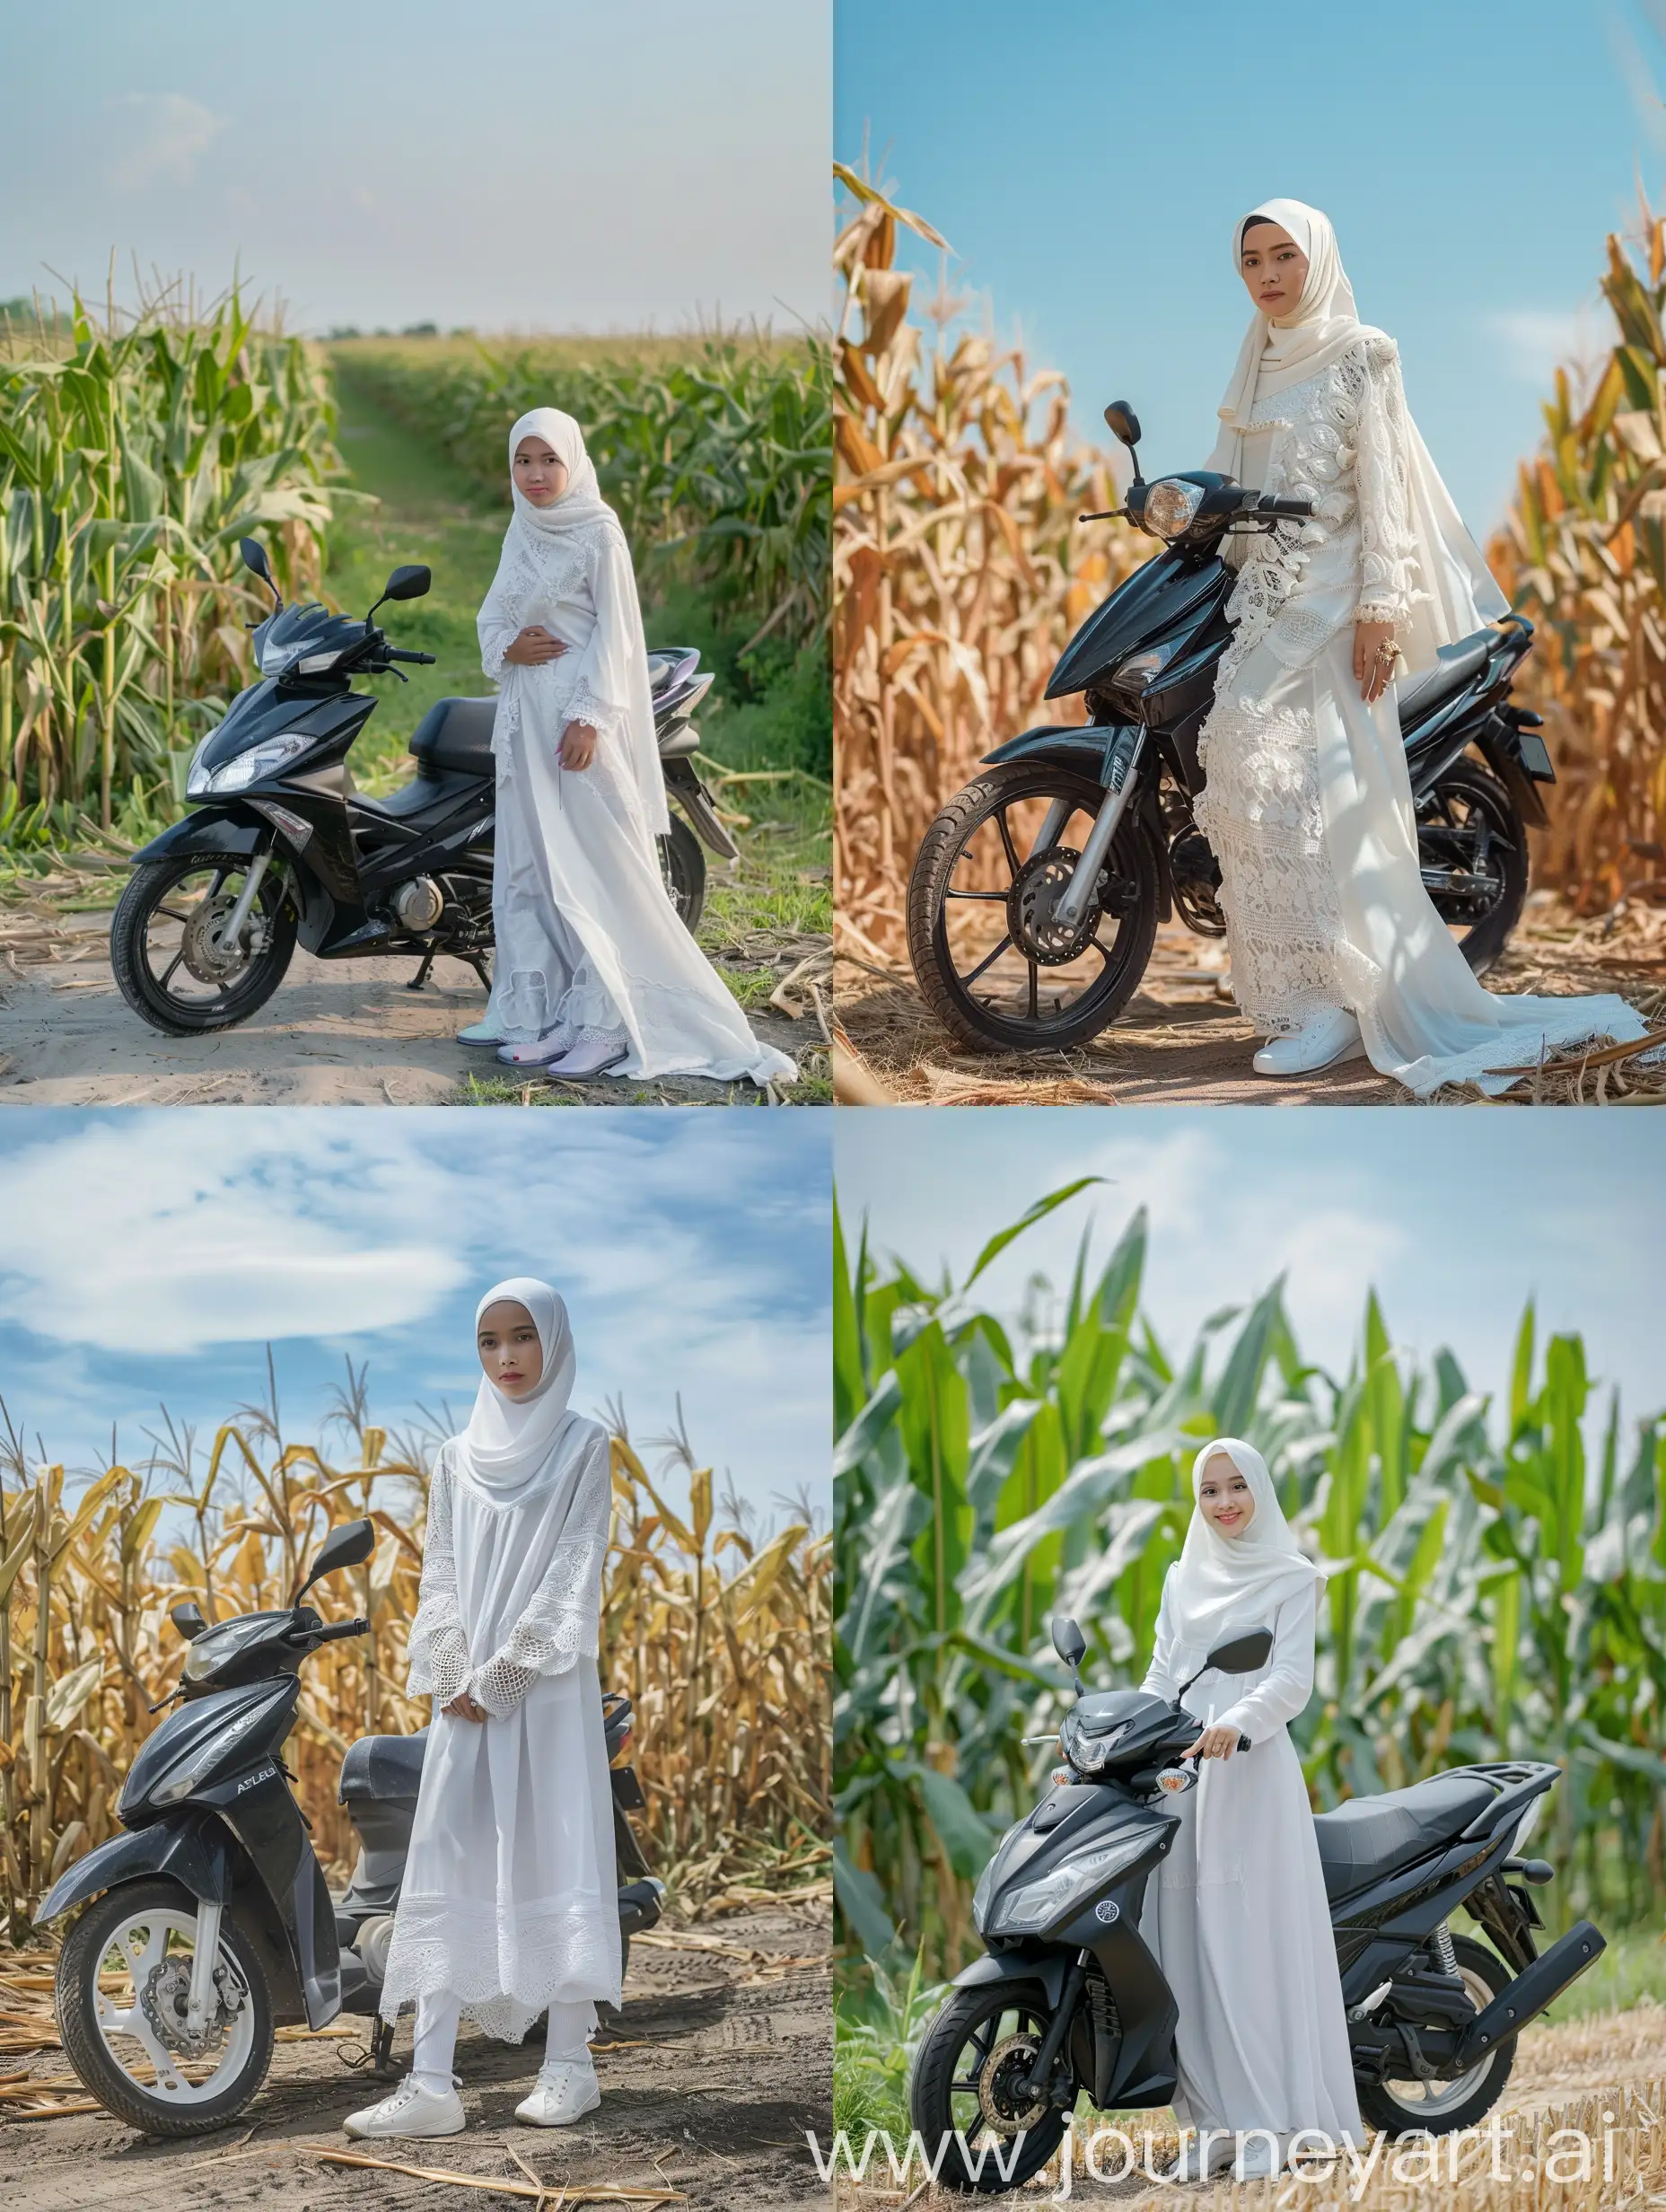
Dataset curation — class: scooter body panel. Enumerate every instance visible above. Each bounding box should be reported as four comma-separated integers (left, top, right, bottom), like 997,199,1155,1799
37,1808,232,1922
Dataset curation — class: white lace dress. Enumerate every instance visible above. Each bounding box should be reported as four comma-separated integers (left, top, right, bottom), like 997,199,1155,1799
377,1426,621,2041
477,517,796,1087
1194,334,1652,1093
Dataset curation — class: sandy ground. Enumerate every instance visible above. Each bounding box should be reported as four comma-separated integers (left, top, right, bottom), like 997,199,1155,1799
0,898,824,1109
832,2001,1666,2206
835,893,1666,1107
0,1904,832,2211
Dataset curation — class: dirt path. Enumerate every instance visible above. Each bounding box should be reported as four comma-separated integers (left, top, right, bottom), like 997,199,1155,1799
0,896,820,1108
836,895,1666,1107
1,1906,831,2211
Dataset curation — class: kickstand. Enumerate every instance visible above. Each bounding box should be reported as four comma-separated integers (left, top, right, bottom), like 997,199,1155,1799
407,949,437,993
373,2017,399,2076
465,953,492,992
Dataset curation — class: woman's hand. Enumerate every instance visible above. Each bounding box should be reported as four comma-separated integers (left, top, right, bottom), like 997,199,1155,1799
504,625,567,668
443,1691,488,1723
1353,619,1399,705
1181,1723,1242,1761
560,720,598,770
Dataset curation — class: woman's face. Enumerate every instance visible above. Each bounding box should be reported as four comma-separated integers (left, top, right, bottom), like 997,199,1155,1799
514,435,569,506
1197,1453,1256,1538
478,1300,544,1399
1238,222,1310,322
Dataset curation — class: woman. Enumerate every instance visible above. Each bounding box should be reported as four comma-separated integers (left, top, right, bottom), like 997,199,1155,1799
344,1280,618,2139
1137,1437,1362,2183
1195,198,1653,1093
460,407,795,1089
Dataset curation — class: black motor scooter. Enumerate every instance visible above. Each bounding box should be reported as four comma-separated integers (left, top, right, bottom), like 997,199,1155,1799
908,401,1557,1055
909,1615,1604,2192
39,1517,662,2137
110,540,737,1037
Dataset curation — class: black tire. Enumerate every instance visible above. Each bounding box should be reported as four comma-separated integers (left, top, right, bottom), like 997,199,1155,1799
908,762,1160,1054
660,815,706,934
1355,1936,1516,2137
111,851,297,1035
57,1879,275,2138
1417,762,1529,978
908,1979,1070,2193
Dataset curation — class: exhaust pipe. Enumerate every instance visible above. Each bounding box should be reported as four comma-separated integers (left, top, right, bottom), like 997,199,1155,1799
1453,1920,1605,2066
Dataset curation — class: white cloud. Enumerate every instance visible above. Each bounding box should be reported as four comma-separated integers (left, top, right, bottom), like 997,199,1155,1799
1485,307,1597,389
106,92,226,190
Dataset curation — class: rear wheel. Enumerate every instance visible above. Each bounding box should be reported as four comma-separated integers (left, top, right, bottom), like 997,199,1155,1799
1417,762,1528,977
57,1880,275,2137
1355,1936,1516,2137
908,762,1161,1053
908,1980,1070,2192
111,852,296,1034
660,815,706,934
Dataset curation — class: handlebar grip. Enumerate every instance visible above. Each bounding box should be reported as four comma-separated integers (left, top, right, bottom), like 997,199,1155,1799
387,647,436,664
1238,1733,1251,1751
1255,495,1314,518
318,1616,371,1641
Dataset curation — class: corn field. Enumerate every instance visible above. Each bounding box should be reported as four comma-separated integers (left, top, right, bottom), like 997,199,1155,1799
334,332,831,657
833,1181,1666,1981
832,171,1152,965
1487,200,1666,912
0,1386,829,1941
0,285,342,838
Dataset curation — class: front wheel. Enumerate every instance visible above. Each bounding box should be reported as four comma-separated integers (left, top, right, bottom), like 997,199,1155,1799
56,1879,275,2137
908,762,1161,1053
111,851,297,1034
660,815,706,934
908,1979,1070,2193
1417,762,1528,978
1355,1936,1516,2137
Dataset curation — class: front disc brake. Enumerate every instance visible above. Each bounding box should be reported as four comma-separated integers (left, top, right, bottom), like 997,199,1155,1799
977,2031,1048,2136
1007,847,1101,965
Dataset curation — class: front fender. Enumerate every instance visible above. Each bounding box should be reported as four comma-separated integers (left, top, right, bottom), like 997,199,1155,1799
952,1947,1074,2011
36,1814,231,1923
131,807,267,866
982,724,1124,776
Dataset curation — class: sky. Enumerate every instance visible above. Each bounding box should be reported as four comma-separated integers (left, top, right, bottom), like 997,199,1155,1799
836,0,1666,530
835,1110,1666,1435
0,0,830,336
0,1111,831,1531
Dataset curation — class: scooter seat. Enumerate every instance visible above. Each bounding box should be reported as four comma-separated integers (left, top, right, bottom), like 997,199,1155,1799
1396,630,1495,730
339,1727,430,1805
1312,1773,1497,1902
409,697,498,775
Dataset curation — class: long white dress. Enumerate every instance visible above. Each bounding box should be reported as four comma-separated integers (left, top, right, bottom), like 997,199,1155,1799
1194,331,1653,1095
476,516,796,1088
378,1424,621,2041
1136,1570,1363,2157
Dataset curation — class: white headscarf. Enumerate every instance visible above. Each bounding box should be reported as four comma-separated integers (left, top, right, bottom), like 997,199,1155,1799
1165,1436,1328,1653
1206,198,1509,670
508,407,618,542
460,1277,585,1503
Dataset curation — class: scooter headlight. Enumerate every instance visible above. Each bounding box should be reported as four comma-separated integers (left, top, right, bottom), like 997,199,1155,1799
1142,477,1206,541
199,732,315,794
985,1831,1151,1937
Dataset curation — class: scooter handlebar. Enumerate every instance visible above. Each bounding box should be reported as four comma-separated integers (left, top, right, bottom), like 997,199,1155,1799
313,1616,371,1642
385,648,436,665
1251,494,1314,518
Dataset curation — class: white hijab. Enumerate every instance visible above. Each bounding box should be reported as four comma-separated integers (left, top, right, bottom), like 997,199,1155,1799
488,408,671,838
459,1277,586,1504
1207,198,1508,671
1165,1436,1328,1654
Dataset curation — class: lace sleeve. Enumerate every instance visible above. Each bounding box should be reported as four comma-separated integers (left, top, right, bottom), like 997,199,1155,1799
558,530,636,757
407,1447,472,1706
466,1431,614,1718
1353,337,1419,629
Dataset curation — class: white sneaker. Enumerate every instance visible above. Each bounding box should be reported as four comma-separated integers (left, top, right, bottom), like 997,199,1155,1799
1252,1006,1364,1075
1162,2130,1232,2182
495,1023,576,1067
515,2060,601,2127
457,1021,507,1046
542,1029,630,1080
343,2075,466,2138
1233,2135,1284,2181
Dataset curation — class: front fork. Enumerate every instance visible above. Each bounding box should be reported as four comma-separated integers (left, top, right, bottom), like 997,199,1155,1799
213,846,275,956
1051,729,1146,928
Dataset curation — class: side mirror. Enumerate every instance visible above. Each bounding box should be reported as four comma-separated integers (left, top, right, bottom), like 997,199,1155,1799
1051,1616,1088,1672
1205,1628,1274,1675
171,1600,207,1640
382,564,431,603
1103,400,1142,450
293,1515,376,1603
240,537,281,605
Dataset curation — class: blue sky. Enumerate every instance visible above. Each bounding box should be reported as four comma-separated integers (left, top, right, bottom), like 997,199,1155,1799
836,0,1666,529
0,1111,830,1530
1,0,829,335
835,1110,1666,1434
